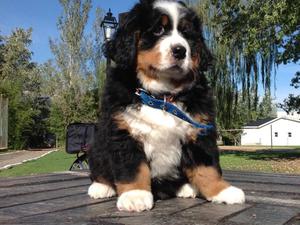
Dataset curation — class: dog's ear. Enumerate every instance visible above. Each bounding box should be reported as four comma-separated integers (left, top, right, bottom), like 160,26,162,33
198,38,213,72
105,2,152,69
105,17,139,69
140,0,155,5
105,27,139,69
178,1,187,7
191,13,213,72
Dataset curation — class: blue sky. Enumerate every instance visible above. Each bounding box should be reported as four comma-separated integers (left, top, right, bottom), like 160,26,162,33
0,0,298,104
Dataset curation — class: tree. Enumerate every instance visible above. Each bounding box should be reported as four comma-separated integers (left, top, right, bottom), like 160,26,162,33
279,72,300,113
42,0,104,141
92,7,106,98
257,91,277,119
190,0,299,130
0,29,41,149
193,0,277,132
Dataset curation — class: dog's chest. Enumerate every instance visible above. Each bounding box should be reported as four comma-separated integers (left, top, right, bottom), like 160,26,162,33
121,104,194,179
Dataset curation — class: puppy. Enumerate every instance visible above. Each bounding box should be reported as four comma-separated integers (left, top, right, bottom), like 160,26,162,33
88,0,245,212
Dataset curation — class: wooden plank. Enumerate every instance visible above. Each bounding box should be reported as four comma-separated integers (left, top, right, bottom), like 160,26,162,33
224,174,300,185
3,198,207,225
223,170,300,178
246,195,300,208
284,213,300,225
0,193,115,222
1,171,300,224
228,181,300,194
224,203,300,225
0,186,87,208
0,172,88,188
225,175,300,186
152,202,250,225
245,191,300,204
0,178,90,198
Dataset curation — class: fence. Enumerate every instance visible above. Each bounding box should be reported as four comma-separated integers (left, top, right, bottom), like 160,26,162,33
0,95,8,149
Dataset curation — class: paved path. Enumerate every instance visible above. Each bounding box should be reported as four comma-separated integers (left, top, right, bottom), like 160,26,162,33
0,149,56,169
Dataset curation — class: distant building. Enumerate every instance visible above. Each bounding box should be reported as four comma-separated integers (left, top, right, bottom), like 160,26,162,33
241,117,300,146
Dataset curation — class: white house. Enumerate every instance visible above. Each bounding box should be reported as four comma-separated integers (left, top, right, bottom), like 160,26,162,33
241,117,300,146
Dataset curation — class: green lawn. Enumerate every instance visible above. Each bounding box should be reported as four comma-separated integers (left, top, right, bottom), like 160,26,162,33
220,150,300,174
0,150,77,177
0,149,299,177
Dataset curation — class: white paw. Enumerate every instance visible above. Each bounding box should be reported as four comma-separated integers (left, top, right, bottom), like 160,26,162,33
88,182,116,199
176,183,198,198
117,190,154,212
208,186,245,204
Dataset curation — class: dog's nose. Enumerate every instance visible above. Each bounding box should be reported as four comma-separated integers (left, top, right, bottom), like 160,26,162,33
172,45,186,60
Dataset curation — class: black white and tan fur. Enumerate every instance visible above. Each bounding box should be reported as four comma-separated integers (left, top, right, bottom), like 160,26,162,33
88,0,245,212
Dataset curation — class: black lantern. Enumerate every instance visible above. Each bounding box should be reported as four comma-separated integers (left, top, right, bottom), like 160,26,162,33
101,9,118,41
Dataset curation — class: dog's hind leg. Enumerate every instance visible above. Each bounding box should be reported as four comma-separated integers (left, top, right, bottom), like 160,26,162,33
176,183,198,198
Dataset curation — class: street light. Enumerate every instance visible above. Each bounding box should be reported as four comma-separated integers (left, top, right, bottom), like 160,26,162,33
101,9,118,42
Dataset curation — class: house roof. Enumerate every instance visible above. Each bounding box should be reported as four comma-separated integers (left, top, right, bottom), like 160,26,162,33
243,117,300,129
245,117,276,127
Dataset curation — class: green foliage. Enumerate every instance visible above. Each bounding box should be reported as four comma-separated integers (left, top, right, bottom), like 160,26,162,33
279,72,300,113
190,0,299,143
257,91,277,119
41,0,105,141
0,29,42,149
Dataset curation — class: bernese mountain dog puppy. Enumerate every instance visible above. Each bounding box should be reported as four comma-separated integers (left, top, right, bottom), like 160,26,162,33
88,0,245,212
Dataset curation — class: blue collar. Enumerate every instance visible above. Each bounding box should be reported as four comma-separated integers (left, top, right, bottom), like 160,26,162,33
135,88,214,136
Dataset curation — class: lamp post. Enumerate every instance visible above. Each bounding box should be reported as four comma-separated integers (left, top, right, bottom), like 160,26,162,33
101,9,118,67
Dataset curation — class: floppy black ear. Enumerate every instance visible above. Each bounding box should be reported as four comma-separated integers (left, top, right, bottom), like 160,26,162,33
140,0,155,4
178,1,188,7
199,39,213,72
105,1,153,69
105,27,138,69
192,12,214,72
105,18,139,69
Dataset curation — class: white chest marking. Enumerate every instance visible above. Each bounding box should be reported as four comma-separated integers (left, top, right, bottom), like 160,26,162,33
121,103,194,179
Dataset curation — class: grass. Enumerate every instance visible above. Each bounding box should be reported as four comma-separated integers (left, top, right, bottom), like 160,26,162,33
0,148,299,177
0,150,76,177
220,150,300,174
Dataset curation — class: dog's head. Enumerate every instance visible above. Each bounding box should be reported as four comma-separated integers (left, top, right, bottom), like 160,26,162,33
106,0,212,94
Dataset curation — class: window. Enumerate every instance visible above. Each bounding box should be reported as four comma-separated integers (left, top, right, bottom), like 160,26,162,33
274,132,278,137
288,132,292,137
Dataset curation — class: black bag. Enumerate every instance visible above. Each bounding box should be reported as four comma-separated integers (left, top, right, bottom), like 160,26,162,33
66,123,97,154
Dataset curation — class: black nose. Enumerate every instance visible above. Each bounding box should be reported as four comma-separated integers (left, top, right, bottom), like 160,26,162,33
172,45,186,60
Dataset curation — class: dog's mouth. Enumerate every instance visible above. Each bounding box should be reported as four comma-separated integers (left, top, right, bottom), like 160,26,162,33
156,64,189,80
166,65,184,72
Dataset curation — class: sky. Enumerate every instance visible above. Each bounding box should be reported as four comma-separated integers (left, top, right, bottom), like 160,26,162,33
0,0,298,104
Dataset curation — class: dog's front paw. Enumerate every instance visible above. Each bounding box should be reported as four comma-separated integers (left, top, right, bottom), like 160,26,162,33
117,190,154,212
88,182,116,199
208,186,245,204
176,183,198,198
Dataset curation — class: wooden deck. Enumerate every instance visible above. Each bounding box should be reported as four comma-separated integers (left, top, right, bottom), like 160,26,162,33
0,170,299,225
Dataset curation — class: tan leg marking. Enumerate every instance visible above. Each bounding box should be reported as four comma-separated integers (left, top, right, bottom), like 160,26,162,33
185,166,229,199
116,163,151,195
113,113,131,132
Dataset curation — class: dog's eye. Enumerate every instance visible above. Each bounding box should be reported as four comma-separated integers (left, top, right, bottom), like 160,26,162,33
153,26,165,36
